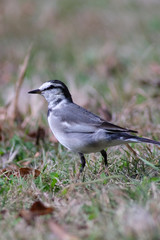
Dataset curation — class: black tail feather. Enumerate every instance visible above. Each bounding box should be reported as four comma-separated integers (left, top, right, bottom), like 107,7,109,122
131,136,160,146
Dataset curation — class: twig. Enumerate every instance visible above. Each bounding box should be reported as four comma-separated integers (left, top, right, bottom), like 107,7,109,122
126,143,137,157
12,44,32,120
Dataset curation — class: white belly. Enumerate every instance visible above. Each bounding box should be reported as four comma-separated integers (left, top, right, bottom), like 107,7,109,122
48,114,129,153
48,115,70,149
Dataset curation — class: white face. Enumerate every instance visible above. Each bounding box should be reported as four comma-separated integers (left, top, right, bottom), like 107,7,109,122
39,81,65,104
29,80,72,106
39,82,53,91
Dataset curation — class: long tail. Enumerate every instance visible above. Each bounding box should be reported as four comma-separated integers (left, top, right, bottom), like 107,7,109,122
127,136,160,146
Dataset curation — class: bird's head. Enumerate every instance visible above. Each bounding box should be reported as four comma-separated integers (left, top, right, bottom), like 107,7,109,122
28,80,73,104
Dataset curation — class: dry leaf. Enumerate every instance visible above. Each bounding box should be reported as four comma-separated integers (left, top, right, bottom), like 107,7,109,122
19,200,54,223
48,219,79,240
19,167,40,178
0,167,40,178
30,200,54,216
0,166,18,178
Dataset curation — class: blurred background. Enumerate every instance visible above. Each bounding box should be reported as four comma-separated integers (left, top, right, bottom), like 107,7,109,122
0,0,160,130
0,2,160,238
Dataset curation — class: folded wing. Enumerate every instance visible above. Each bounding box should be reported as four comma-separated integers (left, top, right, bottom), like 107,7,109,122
57,103,137,134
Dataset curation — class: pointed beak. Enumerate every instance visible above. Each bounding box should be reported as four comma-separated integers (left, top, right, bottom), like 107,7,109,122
28,89,41,94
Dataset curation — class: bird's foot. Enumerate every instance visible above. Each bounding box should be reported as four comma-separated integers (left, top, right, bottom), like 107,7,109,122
75,170,85,182
104,166,110,176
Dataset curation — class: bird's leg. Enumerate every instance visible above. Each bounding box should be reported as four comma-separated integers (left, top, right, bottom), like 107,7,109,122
79,153,86,173
76,153,86,181
100,150,109,175
100,150,108,167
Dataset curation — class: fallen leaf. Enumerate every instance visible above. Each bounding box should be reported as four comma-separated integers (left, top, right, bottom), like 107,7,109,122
48,219,79,240
0,166,18,178
30,200,54,216
19,167,41,178
0,167,40,178
19,200,54,223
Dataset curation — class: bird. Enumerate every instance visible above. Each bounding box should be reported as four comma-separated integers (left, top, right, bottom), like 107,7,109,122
28,80,160,173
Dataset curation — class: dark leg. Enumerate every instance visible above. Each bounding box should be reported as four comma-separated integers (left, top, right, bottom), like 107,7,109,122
100,150,109,175
100,150,108,167
79,153,86,173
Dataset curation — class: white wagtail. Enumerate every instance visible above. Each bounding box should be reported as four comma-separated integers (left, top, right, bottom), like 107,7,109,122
28,80,160,173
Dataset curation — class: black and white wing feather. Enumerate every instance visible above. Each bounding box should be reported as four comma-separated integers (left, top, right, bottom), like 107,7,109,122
53,103,137,134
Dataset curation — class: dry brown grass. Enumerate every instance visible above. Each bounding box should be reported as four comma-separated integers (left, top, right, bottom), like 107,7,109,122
0,0,160,239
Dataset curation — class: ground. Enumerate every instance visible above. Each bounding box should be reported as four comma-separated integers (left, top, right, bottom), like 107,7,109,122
0,0,160,239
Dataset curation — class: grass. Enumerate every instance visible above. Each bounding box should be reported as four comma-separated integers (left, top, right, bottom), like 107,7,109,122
0,0,160,239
